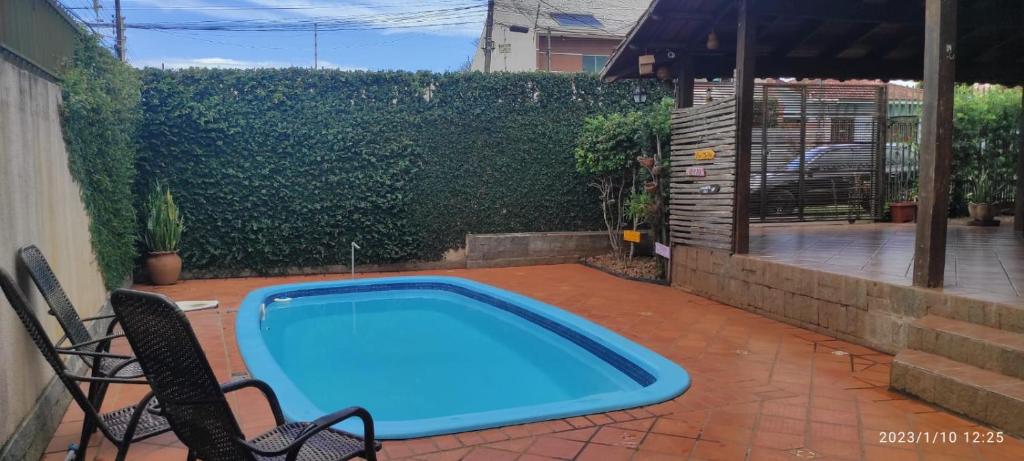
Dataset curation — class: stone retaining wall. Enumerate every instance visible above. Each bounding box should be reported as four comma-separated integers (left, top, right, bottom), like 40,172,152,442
670,245,1021,354
466,232,610,269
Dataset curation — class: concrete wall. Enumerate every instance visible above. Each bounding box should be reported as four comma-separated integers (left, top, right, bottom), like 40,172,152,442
466,231,610,268
0,51,108,459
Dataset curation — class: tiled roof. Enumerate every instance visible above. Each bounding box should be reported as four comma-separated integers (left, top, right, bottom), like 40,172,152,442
495,0,651,38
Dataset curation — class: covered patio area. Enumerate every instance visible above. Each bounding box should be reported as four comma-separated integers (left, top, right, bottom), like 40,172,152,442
750,220,1023,305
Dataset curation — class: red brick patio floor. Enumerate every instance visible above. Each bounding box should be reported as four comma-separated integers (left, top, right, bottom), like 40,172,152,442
42,264,1024,460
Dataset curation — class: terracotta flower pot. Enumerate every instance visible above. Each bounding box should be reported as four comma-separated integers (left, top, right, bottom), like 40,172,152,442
889,201,917,223
968,202,995,222
637,157,655,169
644,181,658,194
147,252,182,285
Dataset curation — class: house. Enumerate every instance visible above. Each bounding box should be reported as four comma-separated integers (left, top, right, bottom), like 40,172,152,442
469,0,651,73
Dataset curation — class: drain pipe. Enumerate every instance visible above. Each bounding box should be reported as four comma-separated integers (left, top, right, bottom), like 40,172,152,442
351,242,361,279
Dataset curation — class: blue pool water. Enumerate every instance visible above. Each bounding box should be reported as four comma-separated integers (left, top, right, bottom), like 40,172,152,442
236,277,689,439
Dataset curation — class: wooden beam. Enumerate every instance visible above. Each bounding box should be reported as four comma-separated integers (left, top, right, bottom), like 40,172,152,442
753,0,923,25
733,0,755,254
770,19,821,58
1016,89,1024,234
816,22,880,59
675,55,695,109
913,0,957,288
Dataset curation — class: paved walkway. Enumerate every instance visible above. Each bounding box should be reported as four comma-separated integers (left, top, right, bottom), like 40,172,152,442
43,264,1024,460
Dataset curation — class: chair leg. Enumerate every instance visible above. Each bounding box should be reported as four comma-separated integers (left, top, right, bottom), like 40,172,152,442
75,382,103,461
187,449,198,461
364,447,377,461
114,442,131,461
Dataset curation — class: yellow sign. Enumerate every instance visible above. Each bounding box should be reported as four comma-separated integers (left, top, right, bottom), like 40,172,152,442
623,230,642,243
695,149,716,161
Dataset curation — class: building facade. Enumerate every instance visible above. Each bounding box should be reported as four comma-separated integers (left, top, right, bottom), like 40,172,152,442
470,0,650,73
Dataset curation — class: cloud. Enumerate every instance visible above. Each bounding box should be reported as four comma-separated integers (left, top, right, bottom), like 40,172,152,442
132,57,366,70
126,0,484,37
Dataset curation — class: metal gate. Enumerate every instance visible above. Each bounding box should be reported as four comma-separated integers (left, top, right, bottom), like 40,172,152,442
750,83,886,222
885,116,921,203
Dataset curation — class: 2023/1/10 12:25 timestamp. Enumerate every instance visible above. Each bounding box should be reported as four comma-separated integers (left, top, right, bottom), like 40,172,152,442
879,431,1005,444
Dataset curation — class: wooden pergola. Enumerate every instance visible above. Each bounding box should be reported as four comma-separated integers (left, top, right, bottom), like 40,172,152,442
602,0,1023,289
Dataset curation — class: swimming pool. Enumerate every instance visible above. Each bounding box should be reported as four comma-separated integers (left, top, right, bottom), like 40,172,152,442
236,276,690,439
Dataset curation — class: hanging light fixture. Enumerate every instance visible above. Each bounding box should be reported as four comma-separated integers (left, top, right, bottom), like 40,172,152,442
706,29,720,50
633,86,649,104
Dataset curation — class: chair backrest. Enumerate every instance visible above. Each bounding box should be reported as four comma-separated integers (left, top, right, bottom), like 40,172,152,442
110,289,253,461
0,269,104,429
18,245,94,350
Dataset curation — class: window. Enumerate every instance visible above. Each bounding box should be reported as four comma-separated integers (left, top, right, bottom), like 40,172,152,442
551,13,602,28
582,55,608,73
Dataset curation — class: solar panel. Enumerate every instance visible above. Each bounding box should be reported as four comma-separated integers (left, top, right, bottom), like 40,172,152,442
550,13,602,28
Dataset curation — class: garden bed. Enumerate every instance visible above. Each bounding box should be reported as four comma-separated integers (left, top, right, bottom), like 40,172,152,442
582,254,666,285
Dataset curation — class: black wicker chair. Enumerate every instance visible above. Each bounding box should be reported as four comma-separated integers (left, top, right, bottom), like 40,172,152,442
0,269,170,461
110,288,381,461
18,245,148,456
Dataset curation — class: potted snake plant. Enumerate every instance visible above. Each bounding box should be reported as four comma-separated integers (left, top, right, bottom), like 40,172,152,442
967,167,996,223
144,183,184,285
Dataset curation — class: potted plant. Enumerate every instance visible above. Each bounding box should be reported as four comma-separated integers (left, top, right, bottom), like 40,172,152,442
967,167,996,223
144,183,184,285
889,185,918,223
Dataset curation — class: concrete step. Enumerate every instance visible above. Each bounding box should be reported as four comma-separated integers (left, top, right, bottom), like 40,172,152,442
909,315,1024,379
892,350,1024,435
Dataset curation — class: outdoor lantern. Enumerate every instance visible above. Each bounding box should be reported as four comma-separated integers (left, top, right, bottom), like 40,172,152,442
706,30,720,50
633,86,649,104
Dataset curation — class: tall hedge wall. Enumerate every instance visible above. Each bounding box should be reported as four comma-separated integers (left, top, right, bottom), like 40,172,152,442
61,34,141,289
136,70,668,273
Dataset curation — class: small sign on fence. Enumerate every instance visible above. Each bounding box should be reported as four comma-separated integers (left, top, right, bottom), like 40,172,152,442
694,149,716,161
655,242,671,259
686,167,706,177
623,230,641,243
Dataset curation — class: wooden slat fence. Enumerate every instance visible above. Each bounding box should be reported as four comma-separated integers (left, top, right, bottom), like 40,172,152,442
669,97,737,250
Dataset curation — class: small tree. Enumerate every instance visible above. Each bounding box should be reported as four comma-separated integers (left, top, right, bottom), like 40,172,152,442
575,112,647,256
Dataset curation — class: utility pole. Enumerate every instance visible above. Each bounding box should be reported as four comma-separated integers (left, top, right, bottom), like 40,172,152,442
114,0,125,62
313,23,318,69
482,0,494,72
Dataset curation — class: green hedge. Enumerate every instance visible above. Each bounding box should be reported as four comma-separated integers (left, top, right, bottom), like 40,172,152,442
61,34,141,289
136,70,668,273
951,86,1022,214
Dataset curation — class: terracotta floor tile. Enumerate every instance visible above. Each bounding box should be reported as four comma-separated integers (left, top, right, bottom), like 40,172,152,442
637,433,696,456
590,426,645,448
525,436,584,459
461,446,519,461
575,443,635,461
38,265,1024,461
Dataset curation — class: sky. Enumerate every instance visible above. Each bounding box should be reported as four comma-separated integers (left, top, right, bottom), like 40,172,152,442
62,0,487,71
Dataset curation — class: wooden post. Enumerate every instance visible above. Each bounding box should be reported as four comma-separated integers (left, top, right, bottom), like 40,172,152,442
675,55,695,109
733,0,756,254
1016,89,1024,235
913,0,957,288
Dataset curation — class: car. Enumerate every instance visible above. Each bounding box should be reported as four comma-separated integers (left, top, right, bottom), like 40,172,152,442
751,144,876,218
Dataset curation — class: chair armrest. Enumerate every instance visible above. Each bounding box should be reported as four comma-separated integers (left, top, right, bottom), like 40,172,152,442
80,313,116,322
289,407,376,461
68,333,126,349
66,373,147,385
221,378,285,425
236,406,376,460
56,348,132,360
